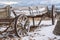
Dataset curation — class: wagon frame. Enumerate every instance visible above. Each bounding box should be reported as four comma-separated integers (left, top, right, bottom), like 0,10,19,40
0,5,29,37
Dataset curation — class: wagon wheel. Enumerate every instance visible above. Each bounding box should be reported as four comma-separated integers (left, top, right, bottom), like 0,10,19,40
15,14,30,37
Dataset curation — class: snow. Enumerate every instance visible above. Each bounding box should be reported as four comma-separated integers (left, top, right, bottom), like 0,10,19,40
0,18,60,40
0,8,60,40
21,19,60,40
0,27,6,31
12,7,47,16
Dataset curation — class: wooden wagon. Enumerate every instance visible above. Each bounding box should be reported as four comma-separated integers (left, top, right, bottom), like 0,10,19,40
12,5,56,32
0,5,29,37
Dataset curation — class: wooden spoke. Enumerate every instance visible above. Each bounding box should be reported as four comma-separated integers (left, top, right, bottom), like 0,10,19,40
15,14,30,37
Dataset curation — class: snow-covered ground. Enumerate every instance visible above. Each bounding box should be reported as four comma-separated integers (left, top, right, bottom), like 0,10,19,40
18,19,60,40
0,19,60,40
0,7,59,40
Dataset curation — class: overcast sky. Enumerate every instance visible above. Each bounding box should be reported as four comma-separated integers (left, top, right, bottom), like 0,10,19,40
0,0,19,1
0,0,60,6
0,0,59,4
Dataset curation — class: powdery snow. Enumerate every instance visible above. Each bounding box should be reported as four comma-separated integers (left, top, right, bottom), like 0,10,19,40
21,19,60,40
0,19,60,40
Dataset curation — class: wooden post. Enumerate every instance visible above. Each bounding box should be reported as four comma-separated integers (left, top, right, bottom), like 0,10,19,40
6,5,11,18
36,6,39,14
28,7,32,14
47,6,50,17
52,5,54,25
